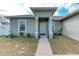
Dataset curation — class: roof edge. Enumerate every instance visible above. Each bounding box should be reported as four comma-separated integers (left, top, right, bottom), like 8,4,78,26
5,15,34,18
61,9,79,21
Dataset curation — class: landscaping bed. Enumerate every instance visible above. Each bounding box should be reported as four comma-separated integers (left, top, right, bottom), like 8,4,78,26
0,36,39,56
49,36,79,55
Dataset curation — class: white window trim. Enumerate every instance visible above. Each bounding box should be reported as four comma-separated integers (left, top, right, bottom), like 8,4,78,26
18,19,27,36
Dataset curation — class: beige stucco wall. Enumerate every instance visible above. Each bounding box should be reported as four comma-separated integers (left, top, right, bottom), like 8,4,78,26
62,14,79,41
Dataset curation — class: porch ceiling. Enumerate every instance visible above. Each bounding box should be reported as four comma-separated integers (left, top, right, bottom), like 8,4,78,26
30,7,57,17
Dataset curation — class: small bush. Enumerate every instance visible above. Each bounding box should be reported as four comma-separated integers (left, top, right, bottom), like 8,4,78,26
5,34,16,39
19,32,24,36
26,33,35,38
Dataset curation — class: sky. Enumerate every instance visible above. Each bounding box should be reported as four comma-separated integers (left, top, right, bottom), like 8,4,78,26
0,0,79,16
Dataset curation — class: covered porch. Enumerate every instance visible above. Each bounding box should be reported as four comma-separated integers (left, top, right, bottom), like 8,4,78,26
30,7,57,38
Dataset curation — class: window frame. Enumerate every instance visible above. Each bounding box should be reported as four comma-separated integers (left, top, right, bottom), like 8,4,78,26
18,19,27,35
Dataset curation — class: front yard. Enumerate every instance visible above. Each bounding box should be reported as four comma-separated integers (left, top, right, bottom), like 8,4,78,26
0,36,39,56
49,36,79,55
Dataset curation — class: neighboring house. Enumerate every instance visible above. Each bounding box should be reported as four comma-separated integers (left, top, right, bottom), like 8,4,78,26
6,7,79,40
0,15,10,36
0,23,10,36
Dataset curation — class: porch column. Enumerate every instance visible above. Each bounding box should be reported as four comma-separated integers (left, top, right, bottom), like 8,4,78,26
35,17,39,38
49,17,53,39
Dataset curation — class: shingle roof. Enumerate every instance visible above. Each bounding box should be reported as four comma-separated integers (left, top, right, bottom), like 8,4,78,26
5,9,79,20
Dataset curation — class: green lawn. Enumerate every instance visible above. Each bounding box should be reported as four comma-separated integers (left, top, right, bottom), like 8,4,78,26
0,36,39,56
49,36,79,55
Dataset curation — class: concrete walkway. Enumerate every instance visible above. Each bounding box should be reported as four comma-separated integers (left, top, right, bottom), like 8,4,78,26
36,36,53,56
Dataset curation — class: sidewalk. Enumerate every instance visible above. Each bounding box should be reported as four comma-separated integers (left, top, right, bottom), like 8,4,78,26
36,36,53,56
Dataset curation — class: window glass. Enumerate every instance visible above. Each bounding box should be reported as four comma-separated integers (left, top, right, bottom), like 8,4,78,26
19,20,25,31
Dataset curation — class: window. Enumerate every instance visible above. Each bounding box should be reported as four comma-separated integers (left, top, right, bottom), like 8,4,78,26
18,20,26,32
20,24,25,31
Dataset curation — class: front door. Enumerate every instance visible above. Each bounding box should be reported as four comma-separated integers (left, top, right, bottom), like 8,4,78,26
40,22,47,35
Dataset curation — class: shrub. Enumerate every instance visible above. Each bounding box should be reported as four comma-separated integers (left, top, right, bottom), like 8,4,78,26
5,34,16,39
19,32,24,36
26,33,35,38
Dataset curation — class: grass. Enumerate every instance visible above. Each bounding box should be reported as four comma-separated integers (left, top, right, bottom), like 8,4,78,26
0,36,39,56
49,35,79,55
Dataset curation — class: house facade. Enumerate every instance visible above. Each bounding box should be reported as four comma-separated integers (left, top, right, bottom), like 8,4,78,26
0,15,10,36
7,7,79,40
7,7,63,38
